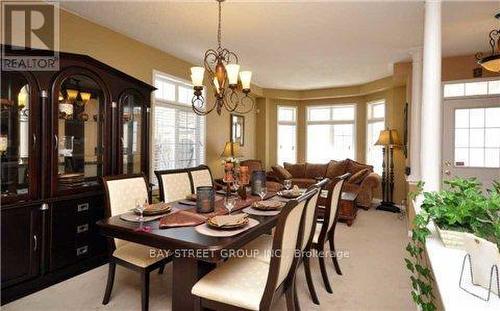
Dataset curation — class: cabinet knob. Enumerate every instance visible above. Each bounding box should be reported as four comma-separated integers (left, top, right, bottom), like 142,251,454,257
40,203,49,211
33,235,38,251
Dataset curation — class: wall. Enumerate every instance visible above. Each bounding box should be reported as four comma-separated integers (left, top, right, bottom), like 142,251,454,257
56,9,257,178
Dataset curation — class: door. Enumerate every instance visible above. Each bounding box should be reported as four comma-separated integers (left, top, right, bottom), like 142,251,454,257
118,90,145,175
1,204,42,288
442,96,500,190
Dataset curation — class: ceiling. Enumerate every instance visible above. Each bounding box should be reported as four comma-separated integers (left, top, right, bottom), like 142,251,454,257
60,0,500,90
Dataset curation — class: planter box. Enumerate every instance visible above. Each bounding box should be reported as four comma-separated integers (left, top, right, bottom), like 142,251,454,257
435,224,466,249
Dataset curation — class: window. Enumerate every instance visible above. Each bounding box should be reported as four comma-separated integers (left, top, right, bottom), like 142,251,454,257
307,105,356,163
366,100,385,174
152,72,206,184
277,106,297,165
454,107,500,168
444,79,500,97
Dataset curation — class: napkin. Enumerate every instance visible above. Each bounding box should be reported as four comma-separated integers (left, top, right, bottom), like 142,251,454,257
210,214,248,227
159,211,206,228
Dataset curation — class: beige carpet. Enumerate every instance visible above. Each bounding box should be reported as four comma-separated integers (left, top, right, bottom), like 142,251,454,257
3,208,413,311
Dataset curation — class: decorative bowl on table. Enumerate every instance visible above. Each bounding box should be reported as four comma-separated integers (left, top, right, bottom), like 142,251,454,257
135,202,172,216
253,200,285,211
206,214,249,230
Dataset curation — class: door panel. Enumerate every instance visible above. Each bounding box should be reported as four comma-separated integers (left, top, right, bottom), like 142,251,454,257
442,96,500,190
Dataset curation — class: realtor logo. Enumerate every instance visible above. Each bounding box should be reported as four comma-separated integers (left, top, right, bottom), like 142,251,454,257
1,1,60,71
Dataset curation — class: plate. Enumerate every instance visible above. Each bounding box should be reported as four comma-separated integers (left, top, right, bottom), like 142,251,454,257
206,215,249,230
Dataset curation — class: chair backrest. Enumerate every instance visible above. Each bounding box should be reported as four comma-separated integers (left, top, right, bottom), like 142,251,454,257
301,178,330,250
103,174,149,247
239,159,263,177
260,190,316,309
318,173,350,243
155,169,192,203
189,165,214,190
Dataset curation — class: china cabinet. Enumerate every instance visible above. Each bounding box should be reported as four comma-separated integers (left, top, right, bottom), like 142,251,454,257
0,46,155,304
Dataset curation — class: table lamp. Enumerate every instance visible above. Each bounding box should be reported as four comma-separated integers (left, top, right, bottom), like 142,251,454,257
375,129,402,213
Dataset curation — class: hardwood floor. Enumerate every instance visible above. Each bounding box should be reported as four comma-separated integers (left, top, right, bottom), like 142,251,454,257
3,208,413,311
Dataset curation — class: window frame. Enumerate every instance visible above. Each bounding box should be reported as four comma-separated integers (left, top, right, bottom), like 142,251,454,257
365,100,386,173
305,104,357,162
277,105,298,165
150,70,206,185
443,77,500,100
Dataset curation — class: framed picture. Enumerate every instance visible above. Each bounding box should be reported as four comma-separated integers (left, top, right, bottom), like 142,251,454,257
230,114,244,146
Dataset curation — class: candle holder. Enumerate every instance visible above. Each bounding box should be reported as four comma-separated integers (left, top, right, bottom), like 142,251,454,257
196,186,215,213
251,170,266,195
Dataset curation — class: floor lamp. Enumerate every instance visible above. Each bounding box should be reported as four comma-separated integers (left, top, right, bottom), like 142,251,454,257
375,129,402,213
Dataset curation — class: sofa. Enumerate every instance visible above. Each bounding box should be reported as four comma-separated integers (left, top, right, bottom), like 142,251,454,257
269,159,381,209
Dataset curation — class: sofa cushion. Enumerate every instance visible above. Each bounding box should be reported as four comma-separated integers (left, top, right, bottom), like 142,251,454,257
348,168,371,185
284,162,306,178
346,159,373,174
305,163,328,179
272,165,293,180
325,160,347,179
291,178,316,188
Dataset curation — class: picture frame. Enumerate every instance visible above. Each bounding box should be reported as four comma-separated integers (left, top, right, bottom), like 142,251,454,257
230,113,244,146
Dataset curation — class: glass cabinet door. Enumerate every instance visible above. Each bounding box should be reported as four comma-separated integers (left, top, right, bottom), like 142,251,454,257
120,92,143,175
0,72,34,201
56,74,103,191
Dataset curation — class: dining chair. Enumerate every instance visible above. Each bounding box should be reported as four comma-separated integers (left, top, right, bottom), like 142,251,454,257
155,168,193,202
191,190,317,311
189,165,214,190
307,173,350,294
102,174,171,311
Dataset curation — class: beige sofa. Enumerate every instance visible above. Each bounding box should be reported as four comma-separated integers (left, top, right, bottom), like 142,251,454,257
269,159,381,209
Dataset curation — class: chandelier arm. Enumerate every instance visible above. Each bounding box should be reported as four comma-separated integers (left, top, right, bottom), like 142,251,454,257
222,92,238,112
225,89,240,111
234,95,255,114
488,29,500,55
192,94,216,116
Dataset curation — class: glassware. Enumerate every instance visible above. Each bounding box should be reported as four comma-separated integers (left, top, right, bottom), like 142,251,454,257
224,197,236,214
136,198,146,221
258,187,268,201
284,179,292,190
232,179,240,192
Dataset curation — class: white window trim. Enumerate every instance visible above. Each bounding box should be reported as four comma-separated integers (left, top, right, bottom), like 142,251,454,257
305,104,357,162
366,99,386,164
150,70,206,184
277,105,298,165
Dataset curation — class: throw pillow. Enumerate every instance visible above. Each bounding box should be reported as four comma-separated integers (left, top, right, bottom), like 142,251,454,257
348,168,371,184
272,165,293,180
284,162,306,178
325,160,347,179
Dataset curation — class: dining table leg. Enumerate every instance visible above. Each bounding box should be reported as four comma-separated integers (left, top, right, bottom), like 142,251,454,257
172,256,215,311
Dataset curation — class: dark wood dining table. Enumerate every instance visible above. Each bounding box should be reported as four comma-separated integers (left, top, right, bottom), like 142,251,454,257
96,193,285,311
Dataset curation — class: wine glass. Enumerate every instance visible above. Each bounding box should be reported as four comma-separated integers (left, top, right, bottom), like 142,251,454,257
284,179,292,191
232,179,240,192
136,197,146,222
258,187,268,201
224,197,236,214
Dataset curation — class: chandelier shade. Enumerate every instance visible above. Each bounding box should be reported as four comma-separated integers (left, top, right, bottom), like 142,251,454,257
190,0,254,116
476,13,500,73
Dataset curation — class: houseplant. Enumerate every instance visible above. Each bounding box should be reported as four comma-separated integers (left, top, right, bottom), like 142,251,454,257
405,178,499,310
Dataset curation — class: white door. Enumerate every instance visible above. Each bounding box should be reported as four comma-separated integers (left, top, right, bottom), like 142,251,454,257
442,96,500,190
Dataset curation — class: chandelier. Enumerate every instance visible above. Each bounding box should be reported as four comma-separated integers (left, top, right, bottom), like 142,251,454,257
190,0,254,116
476,13,500,73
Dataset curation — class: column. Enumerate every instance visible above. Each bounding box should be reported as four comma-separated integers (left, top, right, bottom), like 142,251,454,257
420,0,442,191
408,47,423,182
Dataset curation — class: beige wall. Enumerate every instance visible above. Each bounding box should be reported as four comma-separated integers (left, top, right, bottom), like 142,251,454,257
55,9,258,178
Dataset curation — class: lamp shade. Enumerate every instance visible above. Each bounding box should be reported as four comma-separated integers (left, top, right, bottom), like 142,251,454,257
239,71,252,90
66,89,78,101
190,67,205,87
226,64,240,85
220,141,241,158
375,129,402,147
79,92,91,104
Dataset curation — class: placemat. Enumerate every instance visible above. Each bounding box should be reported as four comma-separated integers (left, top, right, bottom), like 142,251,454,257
195,218,260,237
119,211,167,223
242,206,281,216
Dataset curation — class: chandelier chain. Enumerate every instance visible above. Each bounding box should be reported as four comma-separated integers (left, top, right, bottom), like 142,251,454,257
217,0,222,49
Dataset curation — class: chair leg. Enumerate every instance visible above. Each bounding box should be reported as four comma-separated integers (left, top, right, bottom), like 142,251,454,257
328,234,342,275
141,272,150,311
293,279,301,311
285,282,296,311
102,262,116,305
303,256,320,305
318,245,333,294
158,263,165,275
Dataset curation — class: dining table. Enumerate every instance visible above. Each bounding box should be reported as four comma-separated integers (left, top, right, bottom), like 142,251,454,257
96,192,288,311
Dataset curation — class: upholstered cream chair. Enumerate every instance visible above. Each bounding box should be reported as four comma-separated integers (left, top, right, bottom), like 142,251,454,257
308,173,350,294
155,169,192,203
102,174,171,311
191,191,317,311
189,165,214,190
